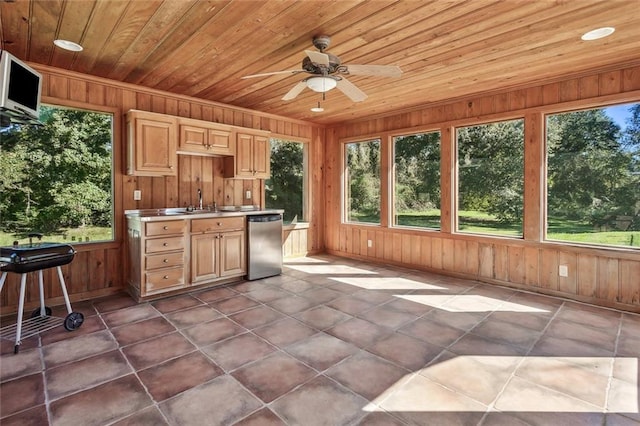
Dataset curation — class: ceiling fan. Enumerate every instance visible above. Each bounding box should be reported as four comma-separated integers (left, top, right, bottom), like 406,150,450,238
241,35,402,102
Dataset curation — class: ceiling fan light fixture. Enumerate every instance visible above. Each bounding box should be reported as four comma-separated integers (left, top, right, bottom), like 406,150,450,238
581,27,615,41
310,102,324,112
53,39,83,52
306,76,337,93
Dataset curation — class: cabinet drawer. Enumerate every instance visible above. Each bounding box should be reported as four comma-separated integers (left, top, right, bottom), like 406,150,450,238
146,236,185,253
192,217,245,233
146,252,184,270
145,267,185,293
146,220,185,236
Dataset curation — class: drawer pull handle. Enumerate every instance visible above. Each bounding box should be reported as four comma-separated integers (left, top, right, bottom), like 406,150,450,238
163,226,168,230
163,275,169,279
163,259,169,263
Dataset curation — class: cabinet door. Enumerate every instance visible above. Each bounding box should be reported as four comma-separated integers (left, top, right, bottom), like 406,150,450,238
129,113,177,176
208,128,233,155
235,133,254,177
252,135,270,178
179,124,208,153
191,233,219,283
219,230,246,277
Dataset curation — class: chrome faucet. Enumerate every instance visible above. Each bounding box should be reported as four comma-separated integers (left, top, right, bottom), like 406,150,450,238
197,188,203,210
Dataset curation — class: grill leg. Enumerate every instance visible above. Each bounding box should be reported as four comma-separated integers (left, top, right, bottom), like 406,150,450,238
14,273,27,353
38,270,46,316
57,266,73,315
0,271,7,293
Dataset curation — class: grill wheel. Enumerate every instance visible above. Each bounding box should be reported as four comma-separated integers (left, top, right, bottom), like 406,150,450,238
64,312,84,331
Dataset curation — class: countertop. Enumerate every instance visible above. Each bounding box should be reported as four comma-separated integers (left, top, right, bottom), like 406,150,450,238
125,207,284,221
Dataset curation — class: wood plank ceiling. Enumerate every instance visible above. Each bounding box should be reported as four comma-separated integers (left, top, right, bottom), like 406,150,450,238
1,0,639,125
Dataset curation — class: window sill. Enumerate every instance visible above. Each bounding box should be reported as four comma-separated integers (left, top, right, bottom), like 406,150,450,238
283,222,310,231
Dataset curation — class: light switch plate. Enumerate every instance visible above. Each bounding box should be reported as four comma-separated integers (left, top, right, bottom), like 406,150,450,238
245,190,251,199
133,190,142,201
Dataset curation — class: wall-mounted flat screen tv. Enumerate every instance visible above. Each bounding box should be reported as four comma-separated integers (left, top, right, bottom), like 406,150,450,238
0,50,42,120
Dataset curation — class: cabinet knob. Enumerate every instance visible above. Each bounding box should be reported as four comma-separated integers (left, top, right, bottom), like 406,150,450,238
169,165,174,170
219,234,224,239
163,242,168,246
163,275,169,279
163,259,169,263
163,226,168,230
217,222,222,226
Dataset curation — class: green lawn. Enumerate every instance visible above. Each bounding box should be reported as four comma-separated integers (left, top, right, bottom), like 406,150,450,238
0,227,113,247
350,209,639,247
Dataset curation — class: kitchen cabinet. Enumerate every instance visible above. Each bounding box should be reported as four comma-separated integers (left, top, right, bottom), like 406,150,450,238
191,217,246,284
224,131,270,179
178,118,234,156
127,219,187,299
126,110,177,176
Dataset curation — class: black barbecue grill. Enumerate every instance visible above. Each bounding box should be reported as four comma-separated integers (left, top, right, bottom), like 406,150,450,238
0,234,84,353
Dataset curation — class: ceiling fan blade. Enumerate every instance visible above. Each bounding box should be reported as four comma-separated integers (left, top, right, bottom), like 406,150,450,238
336,77,367,102
242,69,304,79
344,64,402,77
305,50,330,67
282,81,308,101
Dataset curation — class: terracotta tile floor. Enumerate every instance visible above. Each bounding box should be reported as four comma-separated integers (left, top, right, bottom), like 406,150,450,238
1,254,639,425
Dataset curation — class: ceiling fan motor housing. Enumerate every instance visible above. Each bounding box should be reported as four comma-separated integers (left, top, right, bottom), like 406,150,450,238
302,54,342,74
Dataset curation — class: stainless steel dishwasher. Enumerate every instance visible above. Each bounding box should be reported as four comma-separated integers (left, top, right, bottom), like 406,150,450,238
247,214,283,280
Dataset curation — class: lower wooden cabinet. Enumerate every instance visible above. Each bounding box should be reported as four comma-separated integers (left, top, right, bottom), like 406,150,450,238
191,230,245,284
127,216,246,301
191,218,246,284
127,218,187,299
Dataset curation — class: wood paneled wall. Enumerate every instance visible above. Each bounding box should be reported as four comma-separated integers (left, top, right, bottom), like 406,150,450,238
1,65,324,314
325,64,640,313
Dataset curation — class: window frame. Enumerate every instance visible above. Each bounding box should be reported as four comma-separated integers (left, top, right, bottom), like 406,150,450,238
454,116,526,239
41,99,121,250
341,137,383,226
266,136,310,226
542,101,640,250
391,129,442,231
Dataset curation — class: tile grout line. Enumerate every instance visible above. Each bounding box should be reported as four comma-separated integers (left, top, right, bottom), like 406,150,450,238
602,310,624,417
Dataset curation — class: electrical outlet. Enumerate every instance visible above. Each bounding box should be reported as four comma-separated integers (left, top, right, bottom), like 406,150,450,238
558,265,568,277
367,239,373,248
245,190,251,199
133,190,141,201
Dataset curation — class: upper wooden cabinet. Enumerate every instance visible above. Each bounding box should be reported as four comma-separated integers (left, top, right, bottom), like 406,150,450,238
224,131,270,179
126,110,177,176
177,118,234,156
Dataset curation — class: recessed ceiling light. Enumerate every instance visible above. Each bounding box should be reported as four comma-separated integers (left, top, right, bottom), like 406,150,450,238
581,27,615,41
53,39,83,52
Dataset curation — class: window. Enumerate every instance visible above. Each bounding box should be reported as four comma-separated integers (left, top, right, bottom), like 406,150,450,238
546,102,640,248
456,118,524,237
344,139,381,224
393,131,441,229
265,138,306,224
0,105,114,245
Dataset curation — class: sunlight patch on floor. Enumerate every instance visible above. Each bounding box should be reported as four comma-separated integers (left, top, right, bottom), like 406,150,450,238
328,276,447,291
363,356,638,413
284,264,378,275
395,294,550,313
